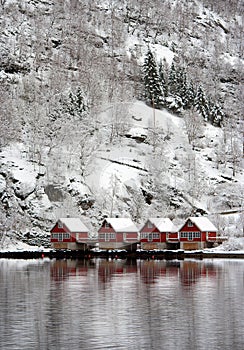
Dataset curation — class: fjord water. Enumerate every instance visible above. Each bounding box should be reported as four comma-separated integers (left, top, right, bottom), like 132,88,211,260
0,258,243,350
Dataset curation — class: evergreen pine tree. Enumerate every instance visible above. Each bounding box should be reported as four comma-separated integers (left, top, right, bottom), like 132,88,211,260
168,62,177,95
185,80,196,109
210,102,224,127
194,85,209,121
158,60,168,98
206,96,213,123
64,87,89,119
176,67,188,107
143,49,164,109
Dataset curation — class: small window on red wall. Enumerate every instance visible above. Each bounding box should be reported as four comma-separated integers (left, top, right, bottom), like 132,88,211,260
188,221,193,227
58,221,63,228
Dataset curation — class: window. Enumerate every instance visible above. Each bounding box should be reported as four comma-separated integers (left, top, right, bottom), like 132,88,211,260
105,222,110,228
181,232,200,240
188,232,193,240
58,221,63,228
63,233,70,239
99,233,115,240
152,233,159,239
188,221,193,227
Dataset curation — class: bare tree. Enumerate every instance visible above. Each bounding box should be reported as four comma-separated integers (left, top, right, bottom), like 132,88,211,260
184,108,203,149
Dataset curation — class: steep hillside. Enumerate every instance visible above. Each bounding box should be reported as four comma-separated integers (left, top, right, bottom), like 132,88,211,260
0,0,243,247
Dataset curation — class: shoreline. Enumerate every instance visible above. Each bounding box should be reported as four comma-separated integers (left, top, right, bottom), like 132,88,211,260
0,249,244,260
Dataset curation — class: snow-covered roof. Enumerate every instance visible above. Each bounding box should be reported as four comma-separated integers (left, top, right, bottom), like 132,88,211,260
105,218,139,232
59,218,89,232
147,218,176,232
187,217,217,231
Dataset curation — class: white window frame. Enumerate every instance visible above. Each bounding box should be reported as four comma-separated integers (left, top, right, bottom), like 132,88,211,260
188,232,193,240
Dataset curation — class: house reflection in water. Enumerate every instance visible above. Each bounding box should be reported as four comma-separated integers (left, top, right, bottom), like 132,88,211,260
98,259,138,283
50,258,220,286
50,259,95,282
139,260,180,284
179,260,218,286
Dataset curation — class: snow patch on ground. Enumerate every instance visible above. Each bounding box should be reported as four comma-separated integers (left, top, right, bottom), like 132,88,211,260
99,160,140,197
0,235,44,252
1,143,38,198
207,237,244,253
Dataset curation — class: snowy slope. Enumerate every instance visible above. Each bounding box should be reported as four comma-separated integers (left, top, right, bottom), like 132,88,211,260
0,0,243,250
0,99,243,251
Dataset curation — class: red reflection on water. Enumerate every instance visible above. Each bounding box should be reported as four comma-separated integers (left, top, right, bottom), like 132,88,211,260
179,260,218,286
98,259,137,283
50,258,219,286
139,260,180,284
50,259,93,281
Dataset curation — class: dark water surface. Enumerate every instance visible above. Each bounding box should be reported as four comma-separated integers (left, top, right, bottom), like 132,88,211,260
0,258,243,350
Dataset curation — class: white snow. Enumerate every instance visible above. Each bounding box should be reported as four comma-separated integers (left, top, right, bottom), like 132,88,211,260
126,127,148,138
0,100,243,252
1,143,37,198
146,218,176,232
98,158,140,197
0,175,6,194
58,218,89,232
188,217,218,231
125,34,174,66
0,235,44,252
221,52,244,67
104,218,139,232
206,237,244,253
151,44,175,65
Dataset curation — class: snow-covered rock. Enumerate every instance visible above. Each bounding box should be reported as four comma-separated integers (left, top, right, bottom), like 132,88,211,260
0,175,6,194
12,168,37,199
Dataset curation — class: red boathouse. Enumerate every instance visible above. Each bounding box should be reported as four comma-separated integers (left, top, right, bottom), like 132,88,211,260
98,218,139,250
179,217,218,250
140,218,178,250
50,218,89,250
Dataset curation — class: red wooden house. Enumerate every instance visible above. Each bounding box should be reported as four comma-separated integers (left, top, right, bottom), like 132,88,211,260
179,217,217,250
50,218,89,250
98,218,139,250
140,218,178,250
